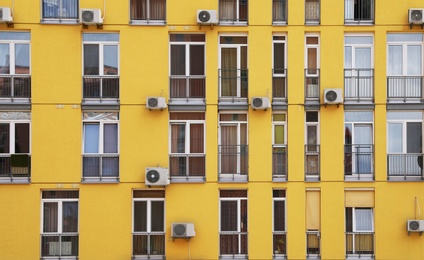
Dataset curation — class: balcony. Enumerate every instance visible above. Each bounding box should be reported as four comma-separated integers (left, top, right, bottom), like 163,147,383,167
387,76,423,103
273,231,287,259
82,76,119,108
344,144,374,181
41,233,79,259
306,231,320,259
82,154,119,182
132,232,165,259
169,154,206,182
0,75,31,106
218,145,248,182
345,232,374,259
273,145,287,181
305,69,320,103
219,69,248,108
344,69,374,102
0,154,31,183
387,153,424,181
219,231,248,258
305,145,320,181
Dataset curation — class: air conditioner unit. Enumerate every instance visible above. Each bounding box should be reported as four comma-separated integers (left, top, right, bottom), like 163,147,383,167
146,97,167,109
409,9,424,24
324,88,343,104
145,167,170,186
197,10,218,25
172,222,196,238
407,220,424,232
251,97,270,110
0,7,12,23
80,8,103,24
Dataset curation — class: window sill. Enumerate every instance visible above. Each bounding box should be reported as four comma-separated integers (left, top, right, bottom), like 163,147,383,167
272,21,287,26
387,176,424,182
81,177,119,183
219,21,248,26
0,177,30,184
132,255,165,260
218,175,248,183
170,177,206,183
344,21,374,26
220,255,248,260
345,175,374,182
346,254,374,260
129,20,166,26
40,19,79,25
273,176,287,182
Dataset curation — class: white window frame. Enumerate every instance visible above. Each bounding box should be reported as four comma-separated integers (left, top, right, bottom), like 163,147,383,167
0,32,31,76
305,0,320,24
41,197,79,235
0,112,31,154
169,35,205,78
273,113,287,146
305,34,320,73
272,190,286,258
41,0,79,23
344,34,374,70
305,111,320,146
387,111,423,154
169,114,205,155
272,0,288,25
346,207,374,232
344,0,374,23
387,33,423,77
82,112,119,156
129,0,167,25
219,0,248,25
272,34,287,78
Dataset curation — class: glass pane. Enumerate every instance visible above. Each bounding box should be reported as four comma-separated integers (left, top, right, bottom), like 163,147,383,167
0,123,10,153
0,32,30,41
274,125,285,144
104,45,118,75
388,123,402,153
134,201,147,232
407,122,422,153
14,123,29,153
0,44,10,74
43,202,58,232
15,44,30,74
388,45,402,75
307,48,317,69
170,45,185,75
355,208,372,231
62,201,78,232
407,45,422,75
221,200,238,231
274,200,285,231
83,33,119,42
151,201,164,232
190,124,204,153
306,111,318,122
84,45,99,75
84,124,99,153
274,42,285,70
355,48,371,69
171,124,185,153
307,125,317,145
190,45,204,75
104,124,118,153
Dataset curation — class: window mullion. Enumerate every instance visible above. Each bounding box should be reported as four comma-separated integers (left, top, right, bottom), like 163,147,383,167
58,201,63,234
9,122,15,154
186,122,190,154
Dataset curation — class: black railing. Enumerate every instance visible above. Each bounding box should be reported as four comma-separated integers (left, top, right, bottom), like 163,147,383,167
344,69,374,101
273,231,287,256
219,69,248,99
273,145,287,178
219,231,248,256
132,232,165,257
345,144,374,178
273,68,287,100
387,153,424,179
305,69,320,100
344,0,374,24
219,145,248,177
0,75,31,99
305,145,320,179
41,234,79,258
345,232,374,256
169,154,205,178
82,154,119,180
0,154,31,180
169,76,206,99
83,76,119,100
387,76,423,102
306,231,320,257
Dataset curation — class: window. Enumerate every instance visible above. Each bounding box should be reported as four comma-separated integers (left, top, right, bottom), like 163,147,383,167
306,190,320,258
41,191,79,259
130,0,166,24
344,111,374,180
42,0,78,22
132,190,165,259
273,0,287,24
169,112,205,181
82,33,119,102
345,190,374,257
218,113,248,181
273,190,286,258
82,112,119,181
273,113,287,180
387,33,423,102
344,35,374,101
219,0,248,24
0,112,30,181
169,34,205,100
0,32,31,102
273,35,287,101
344,0,374,24
387,111,423,179
219,35,248,101
305,35,320,100
219,190,248,258
305,111,319,179
305,0,319,24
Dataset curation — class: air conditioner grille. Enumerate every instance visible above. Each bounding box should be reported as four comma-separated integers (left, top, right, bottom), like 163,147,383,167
173,224,186,236
82,10,94,22
409,220,420,231
146,170,160,183
252,98,263,108
198,11,210,22
325,90,337,102
411,10,423,22
148,98,158,108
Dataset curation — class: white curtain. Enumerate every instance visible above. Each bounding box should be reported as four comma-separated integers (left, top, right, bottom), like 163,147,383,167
355,208,373,231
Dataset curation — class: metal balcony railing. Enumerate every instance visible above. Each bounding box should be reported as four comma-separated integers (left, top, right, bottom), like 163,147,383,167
82,154,119,180
344,144,374,179
219,69,248,99
273,231,287,256
387,153,424,179
344,69,374,101
0,75,31,99
344,0,374,24
83,76,119,100
132,232,165,257
345,232,374,256
387,76,423,102
169,154,205,179
305,145,320,179
0,154,31,180
306,231,320,257
219,231,248,256
41,233,79,258
273,69,287,100
169,75,205,99
273,145,287,178
305,69,320,100
219,145,248,179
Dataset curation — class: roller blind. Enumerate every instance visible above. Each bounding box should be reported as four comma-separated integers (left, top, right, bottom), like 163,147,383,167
306,190,320,230
345,190,374,207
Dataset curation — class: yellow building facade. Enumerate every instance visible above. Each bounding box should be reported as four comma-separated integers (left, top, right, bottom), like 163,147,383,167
0,0,424,259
